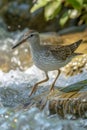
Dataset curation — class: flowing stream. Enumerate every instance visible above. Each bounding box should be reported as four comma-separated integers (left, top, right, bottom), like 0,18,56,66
0,27,87,130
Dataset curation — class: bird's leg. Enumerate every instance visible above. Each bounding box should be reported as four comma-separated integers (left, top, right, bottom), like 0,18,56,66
50,69,61,91
29,72,49,96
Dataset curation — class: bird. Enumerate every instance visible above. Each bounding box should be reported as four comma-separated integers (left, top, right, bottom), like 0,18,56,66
12,30,83,96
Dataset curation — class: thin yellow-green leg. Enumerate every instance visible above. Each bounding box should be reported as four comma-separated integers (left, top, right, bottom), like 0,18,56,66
29,72,49,96
50,69,61,91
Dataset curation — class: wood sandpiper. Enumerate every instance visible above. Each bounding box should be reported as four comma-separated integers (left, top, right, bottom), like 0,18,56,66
12,30,83,96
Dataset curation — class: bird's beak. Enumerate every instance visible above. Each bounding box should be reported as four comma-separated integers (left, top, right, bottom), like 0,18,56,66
12,36,28,49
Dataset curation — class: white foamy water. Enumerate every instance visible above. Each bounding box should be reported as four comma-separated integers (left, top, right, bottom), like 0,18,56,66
0,64,87,89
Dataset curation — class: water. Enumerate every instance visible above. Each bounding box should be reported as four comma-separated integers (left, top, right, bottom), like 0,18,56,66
0,26,87,130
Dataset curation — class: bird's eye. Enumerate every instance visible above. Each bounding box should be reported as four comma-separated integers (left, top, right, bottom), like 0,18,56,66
30,34,34,37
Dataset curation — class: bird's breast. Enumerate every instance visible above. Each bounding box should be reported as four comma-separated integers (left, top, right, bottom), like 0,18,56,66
31,50,70,71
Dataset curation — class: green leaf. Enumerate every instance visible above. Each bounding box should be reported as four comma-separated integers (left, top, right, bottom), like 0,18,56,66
31,0,51,12
45,0,62,20
60,79,87,93
67,0,83,10
59,11,69,26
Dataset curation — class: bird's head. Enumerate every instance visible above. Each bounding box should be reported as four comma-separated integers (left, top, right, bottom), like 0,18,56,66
12,30,39,49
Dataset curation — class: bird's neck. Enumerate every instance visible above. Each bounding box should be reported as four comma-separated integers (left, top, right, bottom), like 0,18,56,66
30,39,42,52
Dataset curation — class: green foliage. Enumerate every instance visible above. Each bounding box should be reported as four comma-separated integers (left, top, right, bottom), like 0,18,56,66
67,0,83,10
31,0,62,20
31,0,49,12
44,0,62,20
31,0,87,26
59,11,69,27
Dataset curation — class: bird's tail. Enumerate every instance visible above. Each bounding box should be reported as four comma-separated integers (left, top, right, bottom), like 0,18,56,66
69,39,83,53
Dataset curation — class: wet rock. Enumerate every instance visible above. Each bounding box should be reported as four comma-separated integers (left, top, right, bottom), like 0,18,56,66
0,51,11,72
48,80,87,118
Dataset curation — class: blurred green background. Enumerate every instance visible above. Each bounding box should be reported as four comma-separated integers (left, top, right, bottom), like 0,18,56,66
0,0,87,32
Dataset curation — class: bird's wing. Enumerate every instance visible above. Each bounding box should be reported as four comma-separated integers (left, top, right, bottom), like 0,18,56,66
49,39,83,60
50,45,72,60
